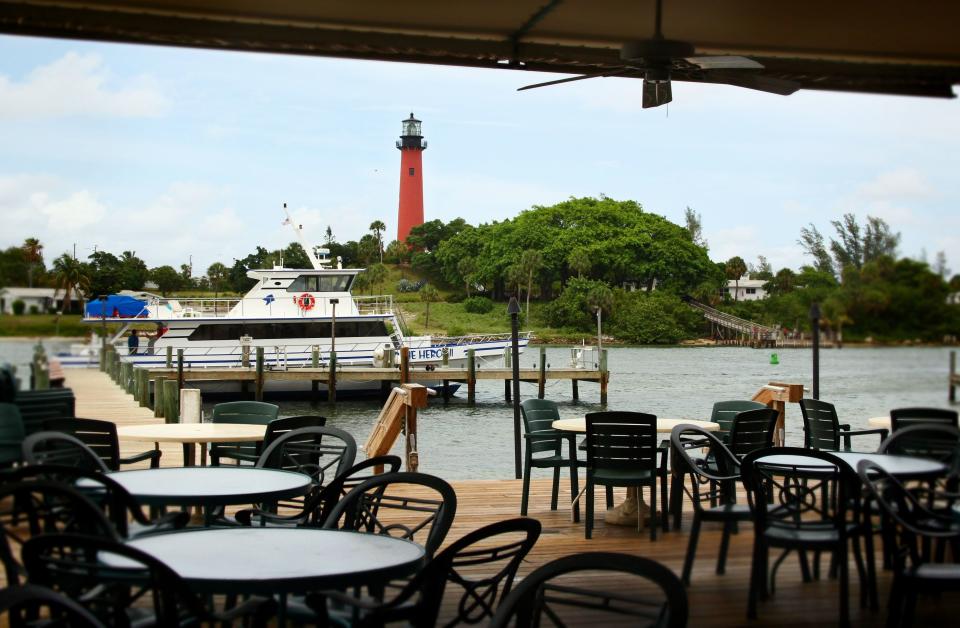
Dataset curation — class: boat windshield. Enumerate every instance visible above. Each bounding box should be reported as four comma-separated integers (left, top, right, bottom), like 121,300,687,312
286,274,353,292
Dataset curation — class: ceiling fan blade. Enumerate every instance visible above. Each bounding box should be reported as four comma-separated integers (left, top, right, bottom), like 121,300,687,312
517,68,633,92
686,55,764,70
642,80,672,108
707,72,802,96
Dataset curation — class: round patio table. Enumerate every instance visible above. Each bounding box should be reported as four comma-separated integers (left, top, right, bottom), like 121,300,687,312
83,467,312,508
551,417,720,527
756,451,946,479
107,528,425,626
117,423,267,466
867,416,890,430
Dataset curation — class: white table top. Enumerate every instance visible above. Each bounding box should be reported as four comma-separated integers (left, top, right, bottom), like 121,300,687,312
867,416,890,430
756,451,945,478
117,423,267,443
552,417,720,434
114,528,425,594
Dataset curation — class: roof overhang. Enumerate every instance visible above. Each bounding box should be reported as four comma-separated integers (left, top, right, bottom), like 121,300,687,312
0,0,957,100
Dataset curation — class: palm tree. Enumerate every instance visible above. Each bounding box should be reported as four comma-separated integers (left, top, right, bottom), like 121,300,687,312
517,249,543,324
22,237,43,288
206,262,228,297
457,258,475,297
369,220,386,263
366,263,389,295
567,248,591,280
419,284,439,331
52,253,90,313
725,256,747,301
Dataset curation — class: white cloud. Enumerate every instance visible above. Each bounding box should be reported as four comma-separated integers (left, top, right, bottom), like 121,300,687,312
39,190,107,230
856,168,933,203
0,52,168,118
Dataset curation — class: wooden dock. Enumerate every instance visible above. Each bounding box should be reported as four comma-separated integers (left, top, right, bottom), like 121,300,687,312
59,369,959,626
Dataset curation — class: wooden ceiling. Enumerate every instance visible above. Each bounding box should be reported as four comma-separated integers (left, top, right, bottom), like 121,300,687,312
1,0,958,99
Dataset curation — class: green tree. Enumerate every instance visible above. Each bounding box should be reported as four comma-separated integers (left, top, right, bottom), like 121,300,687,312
384,239,409,264
150,265,182,296
684,206,707,249
724,256,747,300
457,257,476,296
365,263,389,294
21,237,43,288
117,251,148,290
206,262,228,296
567,248,591,279
52,253,90,313
86,251,122,296
179,264,195,289
369,220,386,262
419,284,439,330
798,223,835,275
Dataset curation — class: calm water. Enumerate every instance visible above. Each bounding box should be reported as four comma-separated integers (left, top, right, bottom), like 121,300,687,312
1,340,954,479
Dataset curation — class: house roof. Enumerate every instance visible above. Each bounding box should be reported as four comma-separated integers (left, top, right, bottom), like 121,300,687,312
726,278,768,289
0,287,82,298
0,1,958,100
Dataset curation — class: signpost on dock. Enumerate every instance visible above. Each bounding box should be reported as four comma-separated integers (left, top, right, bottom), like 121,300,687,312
508,297,522,480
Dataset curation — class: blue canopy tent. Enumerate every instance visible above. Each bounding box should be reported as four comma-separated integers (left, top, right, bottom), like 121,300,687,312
84,295,147,318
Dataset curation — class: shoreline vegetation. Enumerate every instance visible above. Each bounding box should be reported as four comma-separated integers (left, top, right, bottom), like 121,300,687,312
1,197,957,347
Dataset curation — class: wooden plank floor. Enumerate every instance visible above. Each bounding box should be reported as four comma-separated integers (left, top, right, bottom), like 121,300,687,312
67,369,959,627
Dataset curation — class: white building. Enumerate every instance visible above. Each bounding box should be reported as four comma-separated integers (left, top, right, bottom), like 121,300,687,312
0,287,83,314
723,276,769,301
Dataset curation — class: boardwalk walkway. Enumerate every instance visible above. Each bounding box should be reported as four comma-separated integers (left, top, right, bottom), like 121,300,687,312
66,369,958,626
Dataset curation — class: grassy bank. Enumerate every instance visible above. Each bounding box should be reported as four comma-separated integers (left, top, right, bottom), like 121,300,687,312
0,314,88,337
397,301,596,343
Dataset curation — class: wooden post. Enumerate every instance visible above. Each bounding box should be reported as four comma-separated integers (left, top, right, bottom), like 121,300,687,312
311,347,319,402
162,379,179,424
572,379,579,400
467,349,476,405
599,349,609,405
241,345,250,368
165,346,172,368
950,350,957,403
400,347,410,384
538,347,546,400
137,369,149,407
99,336,107,372
153,376,165,417
442,347,449,367
255,347,265,402
505,379,511,402
177,349,184,389
121,362,131,394
328,351,337,403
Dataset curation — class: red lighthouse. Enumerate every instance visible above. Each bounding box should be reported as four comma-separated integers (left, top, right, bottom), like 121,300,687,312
396,113,427,243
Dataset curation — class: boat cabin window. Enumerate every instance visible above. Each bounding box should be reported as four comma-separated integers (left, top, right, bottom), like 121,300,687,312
286,274,353,293
188,320,388,341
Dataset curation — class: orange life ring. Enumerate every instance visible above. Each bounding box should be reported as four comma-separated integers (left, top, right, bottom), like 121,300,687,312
296,293,315,311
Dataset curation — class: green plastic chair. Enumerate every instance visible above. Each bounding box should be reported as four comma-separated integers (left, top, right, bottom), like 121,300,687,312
799,398,888,451
710,400,768,445
0,403,26,466
208,401,279,466
520,399,583,522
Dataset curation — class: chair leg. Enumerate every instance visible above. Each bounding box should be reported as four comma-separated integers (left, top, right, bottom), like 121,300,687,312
748,538,764,619
851,535,867,609
585,481,594,539
839,544,850,628
682,512,702,585
605,486,614,509
670,473,684,530
717,519,733,575
569,464,580,524
864,517,879,611
520,460,532,516
799,550,813,583
660,472,669,533
649,482,657,541
550,466,560,511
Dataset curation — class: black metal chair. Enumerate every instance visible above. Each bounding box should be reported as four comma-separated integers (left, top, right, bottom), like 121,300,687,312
22,533,276,627
741,447,869,626
890,407,959,432
21,431,110,472
670,425,752,586
489,551,688,628
519,399,582,522
0,583,106,628
324,471,457,558
0,480,118,586
728,408,779,458
42,417,161,470
311,517,542,627
0,402,26,466
799,398,888,451
257,425,357,492
236,455,402,527
584,411,663,540
215,414,327,465
857,459,960,627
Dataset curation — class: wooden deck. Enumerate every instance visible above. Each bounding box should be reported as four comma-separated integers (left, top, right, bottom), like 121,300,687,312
66,369,959,626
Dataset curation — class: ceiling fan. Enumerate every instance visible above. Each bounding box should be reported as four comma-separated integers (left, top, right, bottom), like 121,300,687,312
517,0,801,108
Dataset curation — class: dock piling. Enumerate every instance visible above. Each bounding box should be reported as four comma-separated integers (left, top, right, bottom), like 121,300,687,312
153,376,165,417
255,347,265,401
599,349,609,405
176,349,184,389
950,351,957,403
311,347,319,402
328,351,337,403
537,347,546,399
162,379,179,423
467,349,476,405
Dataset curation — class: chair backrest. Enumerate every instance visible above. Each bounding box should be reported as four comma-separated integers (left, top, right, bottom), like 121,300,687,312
256,426,357,486
0,402,26,465
878,424,960,467
22,533,215,626
301,454,403,527
890,407,959,431
364,517,542,628
42,417,122,471
265,415,327,446
489,551,688,628
0,480,118,586
585,411,657,475
323,471,457,558
0,583,106,628
21,431,111,473
211,400,280,424
520,399,562,456
728,408,779,458
710,400,767,444
670,425,741,513
798,398,842,450
741,447,857,538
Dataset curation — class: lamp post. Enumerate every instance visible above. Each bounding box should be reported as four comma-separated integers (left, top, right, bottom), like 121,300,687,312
508,296,522,480
810,302,821,400
329,298,339,357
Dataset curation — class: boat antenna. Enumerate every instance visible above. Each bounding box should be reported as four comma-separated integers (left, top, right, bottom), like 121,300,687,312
282,203,322,270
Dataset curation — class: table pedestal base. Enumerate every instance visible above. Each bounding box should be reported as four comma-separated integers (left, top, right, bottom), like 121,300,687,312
603,487,651,528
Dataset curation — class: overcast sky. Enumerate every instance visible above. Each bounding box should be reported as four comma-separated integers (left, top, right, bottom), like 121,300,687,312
1,35,957,277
